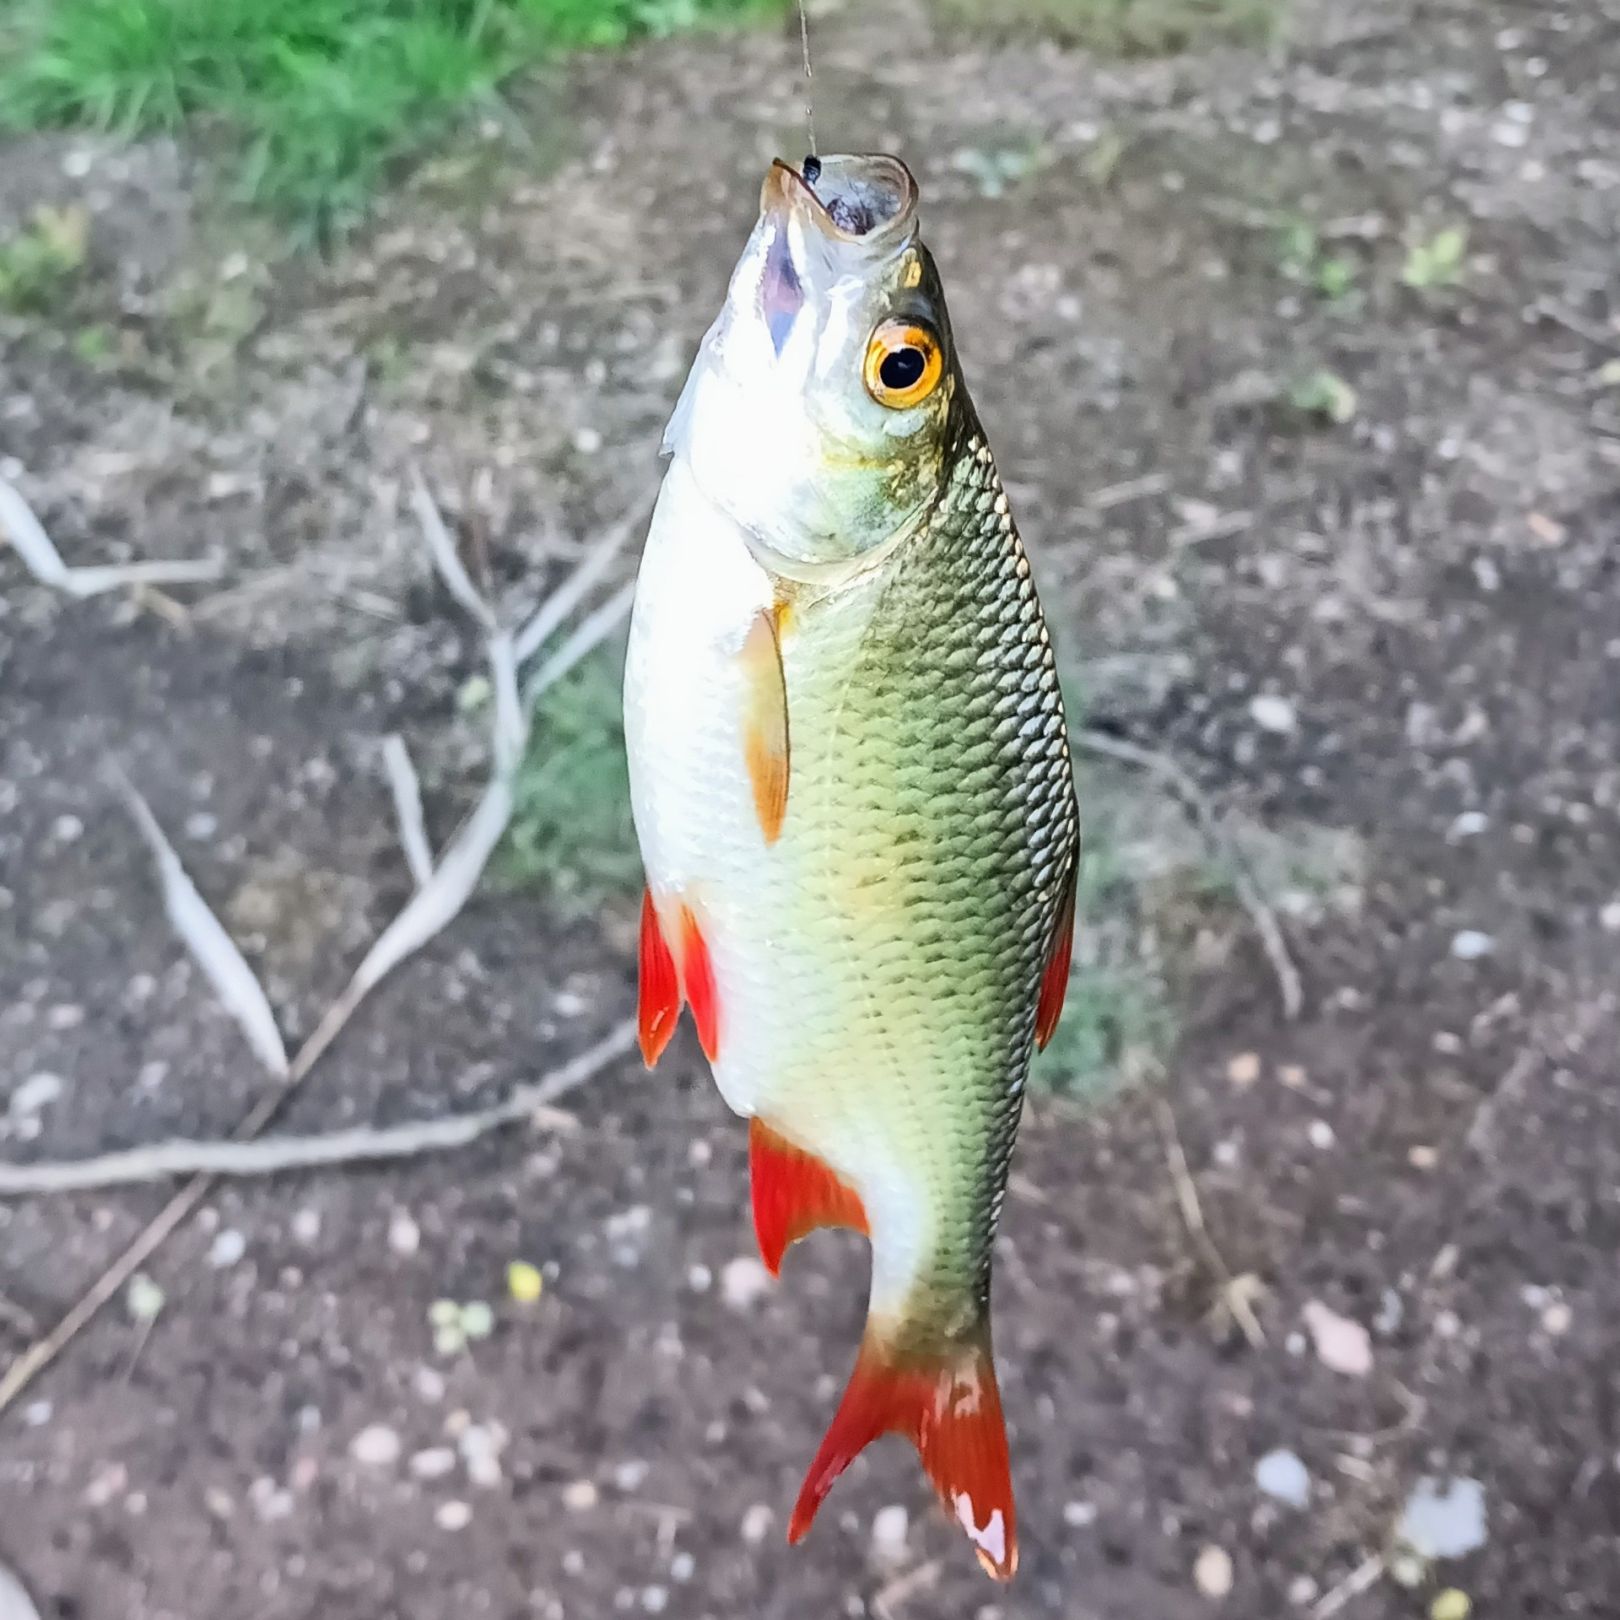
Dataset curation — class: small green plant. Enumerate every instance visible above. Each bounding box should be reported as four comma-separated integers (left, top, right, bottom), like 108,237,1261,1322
1275,216,1357,304
500,639,640,910
1029,827,1175,1098
1400,224,1468,290
934,0,1284,55
429,1297,495,1355
0,0,785,235
1287,367,1357,425
952,136,1050,199
71,321,117,363
0,204,89,312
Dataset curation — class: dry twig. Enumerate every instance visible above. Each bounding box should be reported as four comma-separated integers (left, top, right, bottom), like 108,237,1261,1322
0,1023,634,1196
1,476,220,597
1155,1097,1266,1349
1075,728,1304,1019
872,1561,942,1620
1311,1554,1384,1618
0,483,645,1417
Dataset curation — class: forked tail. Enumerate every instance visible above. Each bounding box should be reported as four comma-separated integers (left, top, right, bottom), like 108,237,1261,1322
787,1322,1017,1580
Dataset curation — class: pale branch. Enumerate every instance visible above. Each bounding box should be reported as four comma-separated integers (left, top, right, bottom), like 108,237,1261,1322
0,1023,634,1196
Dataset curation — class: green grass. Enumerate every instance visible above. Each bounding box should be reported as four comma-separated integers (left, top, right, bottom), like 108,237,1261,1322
935,0,1283,54
0,0,784,235
0,204,88,312
1028,828,1174,1099
500,640,641,912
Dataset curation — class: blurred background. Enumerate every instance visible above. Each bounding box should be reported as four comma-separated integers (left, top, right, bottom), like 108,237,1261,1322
1,0,1617,1615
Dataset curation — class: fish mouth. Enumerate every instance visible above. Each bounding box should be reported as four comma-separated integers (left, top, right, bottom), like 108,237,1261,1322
760,152,919,245
756,153,918,355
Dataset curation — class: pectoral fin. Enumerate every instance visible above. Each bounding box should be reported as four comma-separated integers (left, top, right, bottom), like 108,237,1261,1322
739,608,790,844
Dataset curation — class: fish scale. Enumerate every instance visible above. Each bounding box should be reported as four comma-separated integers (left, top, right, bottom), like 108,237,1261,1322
623,152,1078,1580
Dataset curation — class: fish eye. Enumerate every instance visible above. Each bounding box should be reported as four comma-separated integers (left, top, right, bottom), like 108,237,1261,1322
864,320,944,410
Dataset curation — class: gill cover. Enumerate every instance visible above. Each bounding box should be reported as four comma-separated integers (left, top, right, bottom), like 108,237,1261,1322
663,154,961,572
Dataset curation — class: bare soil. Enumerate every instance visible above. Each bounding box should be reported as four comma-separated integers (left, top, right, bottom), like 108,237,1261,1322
3,2,1619,1616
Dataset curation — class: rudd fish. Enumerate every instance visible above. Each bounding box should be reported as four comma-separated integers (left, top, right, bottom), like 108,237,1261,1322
622,153,1079,1580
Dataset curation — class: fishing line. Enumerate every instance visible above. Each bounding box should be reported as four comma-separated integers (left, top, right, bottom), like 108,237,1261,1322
796,0,817,158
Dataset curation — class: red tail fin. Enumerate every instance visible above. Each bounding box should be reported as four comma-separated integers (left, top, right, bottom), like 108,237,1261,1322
788,1330,1017,1580
638,888,680,1066
749,1119,868,1277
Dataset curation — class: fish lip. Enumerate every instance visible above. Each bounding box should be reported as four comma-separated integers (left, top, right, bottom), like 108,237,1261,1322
760,153,919,248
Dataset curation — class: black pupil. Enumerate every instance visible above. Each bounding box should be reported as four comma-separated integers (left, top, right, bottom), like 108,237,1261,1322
879,345,927,392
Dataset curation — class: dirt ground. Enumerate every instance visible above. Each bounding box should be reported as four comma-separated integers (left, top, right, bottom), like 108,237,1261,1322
3,0,1619,1615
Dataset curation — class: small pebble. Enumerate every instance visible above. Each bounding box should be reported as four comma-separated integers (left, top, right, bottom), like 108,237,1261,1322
640,1587,668,1614
291,1209,322,1244
508,1260,544,1303
670,1552,695,1582
414,1366,446,1403
350,1426,402,1469
1431,1590,1472,1620
1600,900,1620,933
720,1257,772,1310
435,1500,473,1531
1399,1476,1488,1559
1226,1052,1261,1087
1450,930,1494,961
409,1448,457,1481
1308,1120,1336,1149
1249,695,1297,734
613,1459,650,1492
1541,1301,1572,1336
1062,1500,1097,1528
1193,1543,1234,1599
741,1503,772,1544
562,1480,600,1512
1255,1449,1310,1509
1302,1301,1373,1377
10,1073,63,1118
388,1212,421,1256
208,1230,246,1269
871,1504,909,1564
23,1401,52,1427
1409,1145,1438,1169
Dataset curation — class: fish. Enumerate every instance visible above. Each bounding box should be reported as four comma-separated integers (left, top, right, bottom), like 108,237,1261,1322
622,152,1079,1581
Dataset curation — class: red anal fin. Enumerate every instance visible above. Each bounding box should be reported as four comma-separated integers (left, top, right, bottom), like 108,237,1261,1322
1034,857,1078,1051
679,905,720,1062
638,888,681,1067
749,1119,868,1277
739,607,790,844
788,1329,1017,1581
